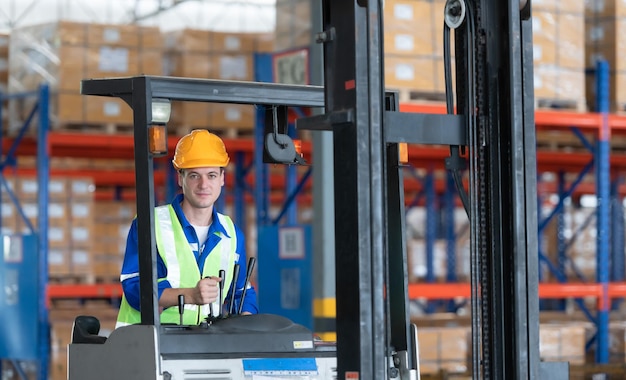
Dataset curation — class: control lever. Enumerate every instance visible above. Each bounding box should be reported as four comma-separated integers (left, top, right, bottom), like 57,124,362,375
238,257,256,315
203,276,215,322
228,264,241,315
178,294,185,325
218,269,226,318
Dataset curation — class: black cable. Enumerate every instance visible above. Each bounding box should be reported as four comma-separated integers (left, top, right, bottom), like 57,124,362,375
443,21,470,218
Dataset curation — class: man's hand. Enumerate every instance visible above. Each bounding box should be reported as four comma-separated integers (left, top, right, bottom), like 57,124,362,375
193,277,221,305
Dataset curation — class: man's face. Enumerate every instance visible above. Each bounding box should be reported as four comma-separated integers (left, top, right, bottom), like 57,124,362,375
178,167,224,209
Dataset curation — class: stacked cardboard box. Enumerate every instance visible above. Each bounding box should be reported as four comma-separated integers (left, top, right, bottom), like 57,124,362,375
413,314,589,373
532,0,586,111
585,0,626,112
582,321,626,364
540,322,587,365
92,200,136,280
68,178,96,278
0,178,18,237
384,0,450,99
275,0,451,100
275,0,594,110
10,176,96,279
7,21,163,135
418,326,471,375
405,206,470,282
49,302,119,380
164,29,273,135
12,176,72,276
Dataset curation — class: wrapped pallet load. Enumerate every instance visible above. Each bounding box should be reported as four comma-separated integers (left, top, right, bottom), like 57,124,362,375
7,21,163,135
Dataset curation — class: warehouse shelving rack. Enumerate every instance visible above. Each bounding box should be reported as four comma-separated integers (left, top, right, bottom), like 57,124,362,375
5,90,626,367
0,84,51,380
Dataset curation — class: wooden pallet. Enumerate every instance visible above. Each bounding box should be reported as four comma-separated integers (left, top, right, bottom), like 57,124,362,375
52,122,134,135
569,363,626,380
536,130,626,153
172,125,255,139
396,89,448,104
535,97,587,112
49,273,97,285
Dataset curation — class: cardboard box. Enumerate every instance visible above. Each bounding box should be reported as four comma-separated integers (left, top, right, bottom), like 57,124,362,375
70,247,93,276
86,45,139,78
560,0,585,14
139,49,164,75
384,30,434,56
69,178,95,200
94,200,136,222
255,32,276,53
49,247,71,276
170,101,212,129
384,0,431,29
210,31,256,53
585,0,626,18
540,323,586,365
532,11,558,65
1,201,18,234
534,65,585,108
417,326,470,375
57,92,85,125
212,53,254,81
87,23,140,47
384,0,435,56
558,14,585,69
139,26,164,50
164,29,211,52
0,33,9,57
584,13,626,111
165,51,217,78
70,201,93,225
209,103,255,130
385,55,437,92
84,96,133,125
93,255,122,279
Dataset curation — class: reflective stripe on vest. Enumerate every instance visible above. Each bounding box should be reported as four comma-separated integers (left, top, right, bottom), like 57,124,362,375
116,205,237,328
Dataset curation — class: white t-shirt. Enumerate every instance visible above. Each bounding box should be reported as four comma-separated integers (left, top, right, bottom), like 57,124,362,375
192,224,210,252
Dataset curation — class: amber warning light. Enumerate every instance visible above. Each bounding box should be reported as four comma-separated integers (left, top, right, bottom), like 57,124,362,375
149,125,168,156
398,143,408,164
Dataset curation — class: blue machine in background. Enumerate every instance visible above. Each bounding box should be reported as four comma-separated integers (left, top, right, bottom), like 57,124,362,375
0,234,39,360
258,225,313,330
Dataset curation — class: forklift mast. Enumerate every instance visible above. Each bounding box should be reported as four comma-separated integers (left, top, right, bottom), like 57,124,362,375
317,0,566,378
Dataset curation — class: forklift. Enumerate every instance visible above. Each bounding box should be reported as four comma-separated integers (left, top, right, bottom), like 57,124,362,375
68,0,569,379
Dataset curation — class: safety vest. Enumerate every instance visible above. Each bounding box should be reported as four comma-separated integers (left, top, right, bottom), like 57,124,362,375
116,205,237,328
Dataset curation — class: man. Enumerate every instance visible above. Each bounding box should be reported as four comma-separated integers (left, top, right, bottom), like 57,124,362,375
116,129,258,328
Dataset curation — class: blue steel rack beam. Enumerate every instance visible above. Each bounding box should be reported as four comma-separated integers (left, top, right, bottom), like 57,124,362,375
595,59,611,364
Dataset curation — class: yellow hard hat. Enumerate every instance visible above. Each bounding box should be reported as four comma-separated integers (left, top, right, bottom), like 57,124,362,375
172,129,230,170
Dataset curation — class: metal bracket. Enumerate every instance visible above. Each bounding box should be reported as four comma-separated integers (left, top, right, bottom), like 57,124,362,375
296,109,355,131
298,110,466,147
385,112,467,146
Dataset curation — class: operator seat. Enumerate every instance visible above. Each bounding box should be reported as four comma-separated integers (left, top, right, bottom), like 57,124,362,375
71,315,107,344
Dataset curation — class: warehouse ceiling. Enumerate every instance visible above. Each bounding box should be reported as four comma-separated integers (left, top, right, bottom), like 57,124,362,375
0,0,276,33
